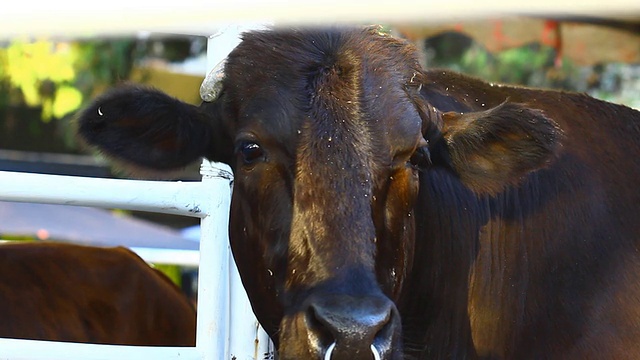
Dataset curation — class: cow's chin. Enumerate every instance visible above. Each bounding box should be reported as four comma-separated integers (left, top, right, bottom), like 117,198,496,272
277,311,402,360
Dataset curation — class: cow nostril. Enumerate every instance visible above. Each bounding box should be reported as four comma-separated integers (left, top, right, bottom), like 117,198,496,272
306,305,336,349
372,308,397,351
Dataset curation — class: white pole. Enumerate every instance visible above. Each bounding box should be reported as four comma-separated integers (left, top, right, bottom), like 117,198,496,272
128,247,200,267
204,25,275,360
0,171,207,217
196,161,233,360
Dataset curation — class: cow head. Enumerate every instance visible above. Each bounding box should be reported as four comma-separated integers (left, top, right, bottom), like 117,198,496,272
77,27,561,359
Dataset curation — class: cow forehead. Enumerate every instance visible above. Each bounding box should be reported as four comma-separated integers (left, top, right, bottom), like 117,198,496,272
224,27,424,159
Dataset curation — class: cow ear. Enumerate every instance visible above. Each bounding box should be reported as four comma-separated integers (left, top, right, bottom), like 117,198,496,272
77,85,228,171
435,102,563,195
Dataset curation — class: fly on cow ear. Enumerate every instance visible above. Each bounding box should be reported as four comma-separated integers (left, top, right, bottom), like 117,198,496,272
439,102,563,195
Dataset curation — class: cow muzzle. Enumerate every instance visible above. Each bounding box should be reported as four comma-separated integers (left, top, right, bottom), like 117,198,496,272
280,293,401,359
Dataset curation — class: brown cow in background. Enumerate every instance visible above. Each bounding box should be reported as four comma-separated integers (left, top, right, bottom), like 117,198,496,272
0,242,195,345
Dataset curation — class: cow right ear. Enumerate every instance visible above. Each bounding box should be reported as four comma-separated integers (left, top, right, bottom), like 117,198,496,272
427,102,563,196
77,85,228,171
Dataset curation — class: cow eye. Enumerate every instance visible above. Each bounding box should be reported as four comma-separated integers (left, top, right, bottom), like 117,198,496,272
238,142,265,164
408,146,431,170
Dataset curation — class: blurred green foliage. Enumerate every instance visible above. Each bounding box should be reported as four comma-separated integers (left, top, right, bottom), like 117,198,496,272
152,263,182,287
0,235,36,241
422,31,640,111
0,38,138,152
424,32,579,90
0,35,203,153
0,39,136,122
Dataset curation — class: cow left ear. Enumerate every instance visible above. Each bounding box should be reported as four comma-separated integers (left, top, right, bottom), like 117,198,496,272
432,102,563,195
77,85,219,172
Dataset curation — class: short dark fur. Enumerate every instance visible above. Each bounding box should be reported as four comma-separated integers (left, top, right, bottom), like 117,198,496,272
77,27,640,359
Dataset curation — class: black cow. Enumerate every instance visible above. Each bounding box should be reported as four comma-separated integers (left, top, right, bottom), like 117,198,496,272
77,27,640,359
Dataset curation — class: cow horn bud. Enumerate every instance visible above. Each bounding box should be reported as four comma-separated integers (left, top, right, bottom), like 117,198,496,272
200,58,227,102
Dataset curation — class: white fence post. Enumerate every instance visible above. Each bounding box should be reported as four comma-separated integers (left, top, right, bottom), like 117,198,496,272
204,25,275,360
196,161,233,360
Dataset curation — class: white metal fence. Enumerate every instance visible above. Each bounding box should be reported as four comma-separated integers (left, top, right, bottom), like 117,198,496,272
0,160,273,360
0,23,276,359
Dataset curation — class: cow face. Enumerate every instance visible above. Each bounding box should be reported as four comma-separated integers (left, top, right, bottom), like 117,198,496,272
77,27,561,360
215,28,427,359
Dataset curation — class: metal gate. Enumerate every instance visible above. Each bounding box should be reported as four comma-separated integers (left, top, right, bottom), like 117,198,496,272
0,23,275,360
0,160,272,360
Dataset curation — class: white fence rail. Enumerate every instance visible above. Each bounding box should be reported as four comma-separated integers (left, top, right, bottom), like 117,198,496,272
0,161,273,360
